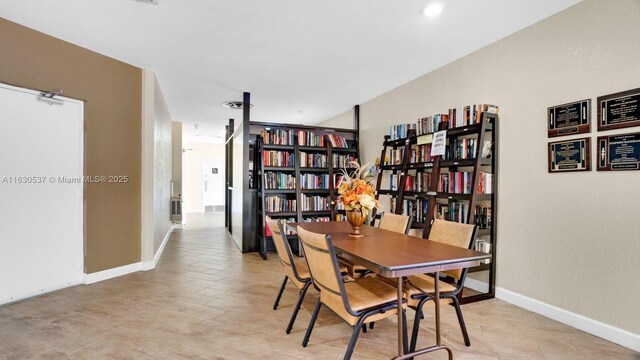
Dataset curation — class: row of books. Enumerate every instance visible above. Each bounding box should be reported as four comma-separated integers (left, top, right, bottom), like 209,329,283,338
474,206,491,229
389,199,430,225
389,103,499,140
437,172,474,194
476,172,493,194
265,195,296,213
387,148,405,165
264,172,295,190
405,172,433,192
260,128,354,148
435,201,470,224
333,154,357,169
263,150,295,167
303,216,331,223
325,133,350,148
448,138,477,160
301,195,330,211
300,174,330,190
411,144,434,163
300,152,327,168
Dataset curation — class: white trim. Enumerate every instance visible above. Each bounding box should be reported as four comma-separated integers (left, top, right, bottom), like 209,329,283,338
496,287,640,353
141,226,174,271
83,262,142,285
0,280,83,306
464,277,489,293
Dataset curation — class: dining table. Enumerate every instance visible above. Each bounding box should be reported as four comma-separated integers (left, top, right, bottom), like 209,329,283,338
287,221,490,360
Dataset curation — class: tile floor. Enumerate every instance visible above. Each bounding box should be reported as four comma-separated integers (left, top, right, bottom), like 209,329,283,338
0,213,638,359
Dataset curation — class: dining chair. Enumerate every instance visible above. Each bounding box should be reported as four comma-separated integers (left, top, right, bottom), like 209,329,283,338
405,219,478,350
266,216,316,334
297,226,406,360
341,212,412,278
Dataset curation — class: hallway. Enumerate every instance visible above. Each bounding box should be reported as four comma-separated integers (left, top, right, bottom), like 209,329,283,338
0,220,637,359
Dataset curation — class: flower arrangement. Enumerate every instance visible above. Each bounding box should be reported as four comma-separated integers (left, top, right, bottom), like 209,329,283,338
337,161,379,217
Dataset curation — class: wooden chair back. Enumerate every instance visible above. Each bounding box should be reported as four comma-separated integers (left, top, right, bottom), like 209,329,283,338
379,212,411,234
427,219,477,279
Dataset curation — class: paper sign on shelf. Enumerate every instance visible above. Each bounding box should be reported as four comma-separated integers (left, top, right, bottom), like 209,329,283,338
416,134,433,145
431,130,447,156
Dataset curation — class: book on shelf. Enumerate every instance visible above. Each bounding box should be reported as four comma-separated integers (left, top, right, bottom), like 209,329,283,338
475,236,492,264
301,195,330,211
300,152,327,168
261,128,295,145
386,148,405,165
411,144,433,163
390,198,430,225
264,172,296,190
265,195,296,213
404,172,432,192
263,150,295,167
437,172,473,194
264,218,296,236
332,153,357,168
474,206,491,229
435,200,469,223
300,173,330,190
476,172,493,194
297,130,325,147
387,104,500,140
325,133,350,148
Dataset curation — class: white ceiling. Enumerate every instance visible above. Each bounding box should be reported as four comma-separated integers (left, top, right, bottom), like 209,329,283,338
182,122,226,145
1,0,581,127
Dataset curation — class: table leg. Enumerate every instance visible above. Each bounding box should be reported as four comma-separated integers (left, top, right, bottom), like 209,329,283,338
396,276,404,356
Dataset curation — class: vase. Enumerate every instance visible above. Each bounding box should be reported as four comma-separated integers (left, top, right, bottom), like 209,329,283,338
346,210,366,238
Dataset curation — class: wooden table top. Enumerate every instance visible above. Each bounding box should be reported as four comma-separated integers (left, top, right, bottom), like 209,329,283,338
291,221,490,278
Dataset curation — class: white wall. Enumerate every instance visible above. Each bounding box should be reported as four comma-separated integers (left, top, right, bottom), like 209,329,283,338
142,69,173,262
172,121,183,198
320,0,640,340
183,141,226,213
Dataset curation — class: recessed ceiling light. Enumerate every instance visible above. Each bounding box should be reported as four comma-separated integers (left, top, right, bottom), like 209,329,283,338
222,101,253,109
423,2,445,17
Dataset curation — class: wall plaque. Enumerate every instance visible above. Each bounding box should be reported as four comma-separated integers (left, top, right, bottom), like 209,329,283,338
597,88,640,131
548,99,590,137
548,137,591,173
597,132,640,171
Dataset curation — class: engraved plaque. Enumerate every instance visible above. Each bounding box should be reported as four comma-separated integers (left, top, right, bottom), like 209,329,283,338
548,99,590,137
597,132,640,171
548,137,591,173
597,88,640,131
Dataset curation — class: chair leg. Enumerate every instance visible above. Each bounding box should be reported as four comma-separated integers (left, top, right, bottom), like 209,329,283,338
402,310,409,354
410,297,430,353
449,294,471,347
362,324,367,333
302,298,322,347
369,322,375,330
286,282,311,334
273,276,288,310
344,318,365,360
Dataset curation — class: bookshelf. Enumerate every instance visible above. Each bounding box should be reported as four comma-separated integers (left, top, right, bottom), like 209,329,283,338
252,123,359,259
372,109,498,304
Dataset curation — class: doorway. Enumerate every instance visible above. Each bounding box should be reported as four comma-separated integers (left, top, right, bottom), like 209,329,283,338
203,160,225,212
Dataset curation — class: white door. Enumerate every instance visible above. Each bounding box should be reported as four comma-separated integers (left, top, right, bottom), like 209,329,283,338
0,83,84,304
203,160,224,211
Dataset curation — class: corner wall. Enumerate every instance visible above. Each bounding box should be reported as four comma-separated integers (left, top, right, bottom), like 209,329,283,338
0,17,142,273
320,0,640,339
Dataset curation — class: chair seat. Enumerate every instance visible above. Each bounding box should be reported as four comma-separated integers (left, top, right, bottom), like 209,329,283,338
344,277,398,312
405,274,457,297
294,260,347,280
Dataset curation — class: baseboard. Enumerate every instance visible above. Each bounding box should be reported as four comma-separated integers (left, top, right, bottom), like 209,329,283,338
496,287,640,353
141,225,174,271
464,277,489,293
83,262,142,285
0,279,83,306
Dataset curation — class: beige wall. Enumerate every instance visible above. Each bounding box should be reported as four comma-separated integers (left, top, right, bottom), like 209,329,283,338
183,142,226,213
0,18,142,273
321,0,640,335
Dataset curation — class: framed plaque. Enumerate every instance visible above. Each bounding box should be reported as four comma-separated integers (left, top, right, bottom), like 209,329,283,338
548,99,590,137
597,87,640,131
548,137,591,173
597,132,640,171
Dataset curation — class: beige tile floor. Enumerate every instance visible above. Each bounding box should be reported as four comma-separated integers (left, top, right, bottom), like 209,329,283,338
0,213,638,360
